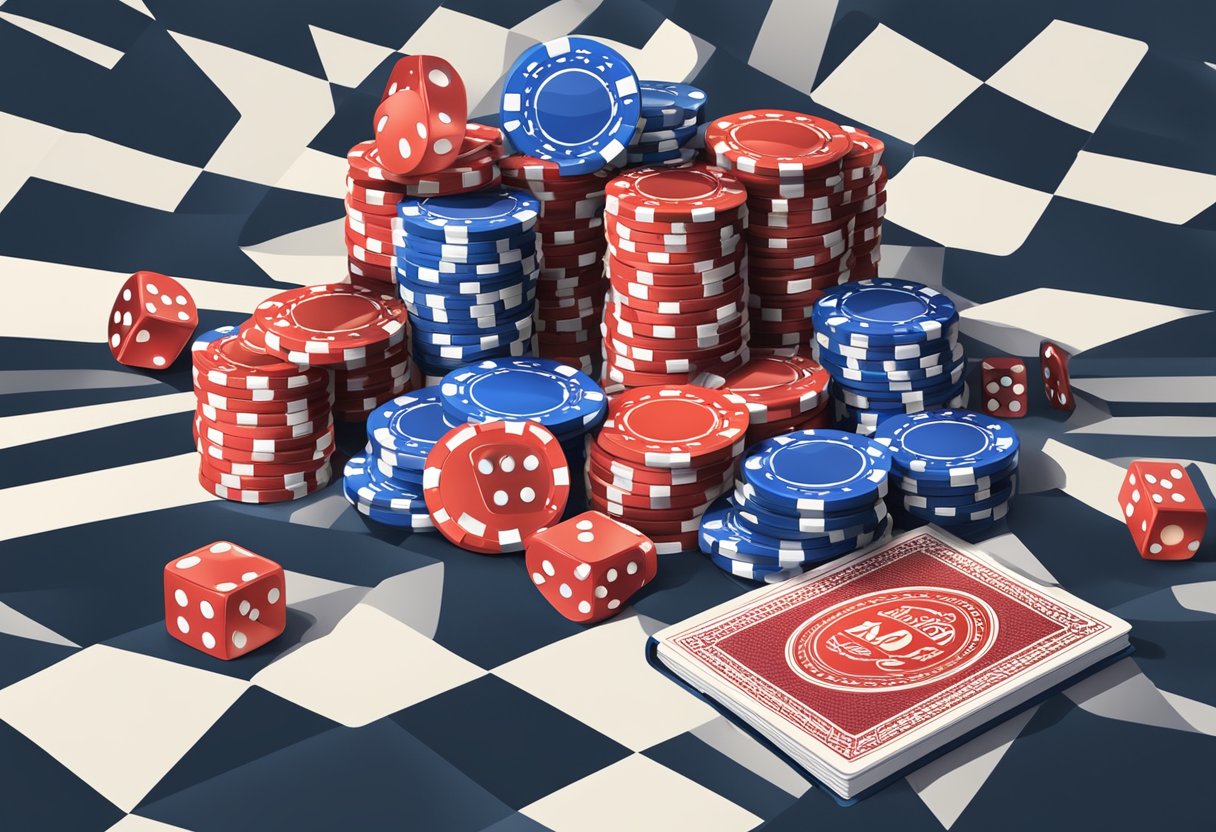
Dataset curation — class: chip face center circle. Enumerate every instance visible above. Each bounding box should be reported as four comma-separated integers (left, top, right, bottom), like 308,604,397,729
902,421,988,461
623,398,716,443
734,119,825,158
389,401,448,444
293,295,379,334
726,356,797,394
217,336,278,369
772,439,867,489
636,168,718,202
535,68,613,146
840,287,927,325
419,192,519,223
469,371,568,419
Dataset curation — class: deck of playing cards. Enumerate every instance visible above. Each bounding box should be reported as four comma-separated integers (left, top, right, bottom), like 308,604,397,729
651,527,1131,802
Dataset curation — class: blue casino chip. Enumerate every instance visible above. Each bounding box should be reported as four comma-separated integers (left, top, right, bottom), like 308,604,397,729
365,390,456,471
191,325,239,351
396,239,538,268
348,497,435,529
501,37,641,176
396,251,541,282
399,277,536,312
705,517,894,579
891,462,1017,497
393,227,534,256
397,189,540,244
639,80,707,121
873,410,1020,483
732,485,889,537
699,495,892,568
813,339,963,373
342,454,428,512
740,429,892,514
439,357,607,440
899,476,1017,516
812,279,960,347
814,330,957,362
820,356,967,392
634,123,699,146
403,290,537,326
410,315,534,348
396,266,535,298
406,308,534,337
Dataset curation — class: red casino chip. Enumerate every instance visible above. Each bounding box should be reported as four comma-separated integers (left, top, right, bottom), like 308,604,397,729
603,314,748,351
537,225,604,246
605,254,743,288
254,284,407,366
608,231,743,258
585,500,701,535
197,466,331,504
608,341,746,377
346,238,396,269
608,273,743,305
747,272,850,299
609,286,746,316
192,328,327,391
605,219,745,250
195,433,334,467
585,467,733,509
198,398,332,428
345,201,396,231
605,163,747,224
499,154,612,185
588,491,713,524
199,458,332,492
538,196,606,221
842,125,885,168
705,110,851,175
423,420,571,554
596,385,750,468
647,529,703,554
606,303,745,340
194,413,335,451
586,437,738,487
693,348,830,421
193,379,332,412
606,239,743,269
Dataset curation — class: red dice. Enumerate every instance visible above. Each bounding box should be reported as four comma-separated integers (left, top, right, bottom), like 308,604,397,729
373,55,467,176
164,541,286,659
108,271,198,369
526,511,658,623
981,357,1028,418
1117,461,1207,560
1040,340,1074,412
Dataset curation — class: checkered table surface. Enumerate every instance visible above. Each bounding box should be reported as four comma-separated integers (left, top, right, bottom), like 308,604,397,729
1,1,1214,830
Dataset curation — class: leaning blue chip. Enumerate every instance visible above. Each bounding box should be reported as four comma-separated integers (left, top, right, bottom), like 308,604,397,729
813,279,960,348
439,357,607,438
639,80,707,119
365,390,456,472
397,189,540,244
873,409,1019,484
740,429,892,513
501,37,641,177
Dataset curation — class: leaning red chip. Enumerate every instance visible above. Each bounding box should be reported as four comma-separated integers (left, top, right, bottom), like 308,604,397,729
693,347,830,421
423,420,570,554
254,284,407,366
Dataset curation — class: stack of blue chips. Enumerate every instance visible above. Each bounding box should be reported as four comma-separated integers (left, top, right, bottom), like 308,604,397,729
341,388,456,529
873,409,1020,540
438,357,608,469
626,81,708,167
811,279,967,436
394,189,542,383
699,429,895,583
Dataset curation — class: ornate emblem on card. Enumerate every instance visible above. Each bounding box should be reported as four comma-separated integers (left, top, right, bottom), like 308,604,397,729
785,587,998,691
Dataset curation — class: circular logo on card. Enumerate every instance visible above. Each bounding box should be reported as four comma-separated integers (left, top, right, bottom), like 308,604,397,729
785,587,998,692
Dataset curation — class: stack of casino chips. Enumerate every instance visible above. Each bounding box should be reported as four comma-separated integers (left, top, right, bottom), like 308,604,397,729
586,385,750,554
341,389,453,530
499,155,611,376
191,325,335,503
693,348,834,446
624,80,708,167
811,278,966,435
704,111,885,350
700,430,893,582
438,357,607,471
344,124,505,290
252,284,411,423
840,126,887,280
874,410,1020,540
394,189,542,383
601,164,751,392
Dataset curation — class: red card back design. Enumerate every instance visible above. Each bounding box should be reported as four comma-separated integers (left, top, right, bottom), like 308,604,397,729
669,533,1112,762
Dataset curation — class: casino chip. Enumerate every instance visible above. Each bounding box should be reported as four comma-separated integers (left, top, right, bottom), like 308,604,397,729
344,124,506,292
692,347,833,446
252,285,413,422
810,278,968,433
395,189,542,378
423,420,571,553
699,113,888,350
192,326,336,503
583,385,750,554
873,409,1020,541
500,37,640,177
601,164,753,390
499,155,611,374
697,429,893,581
